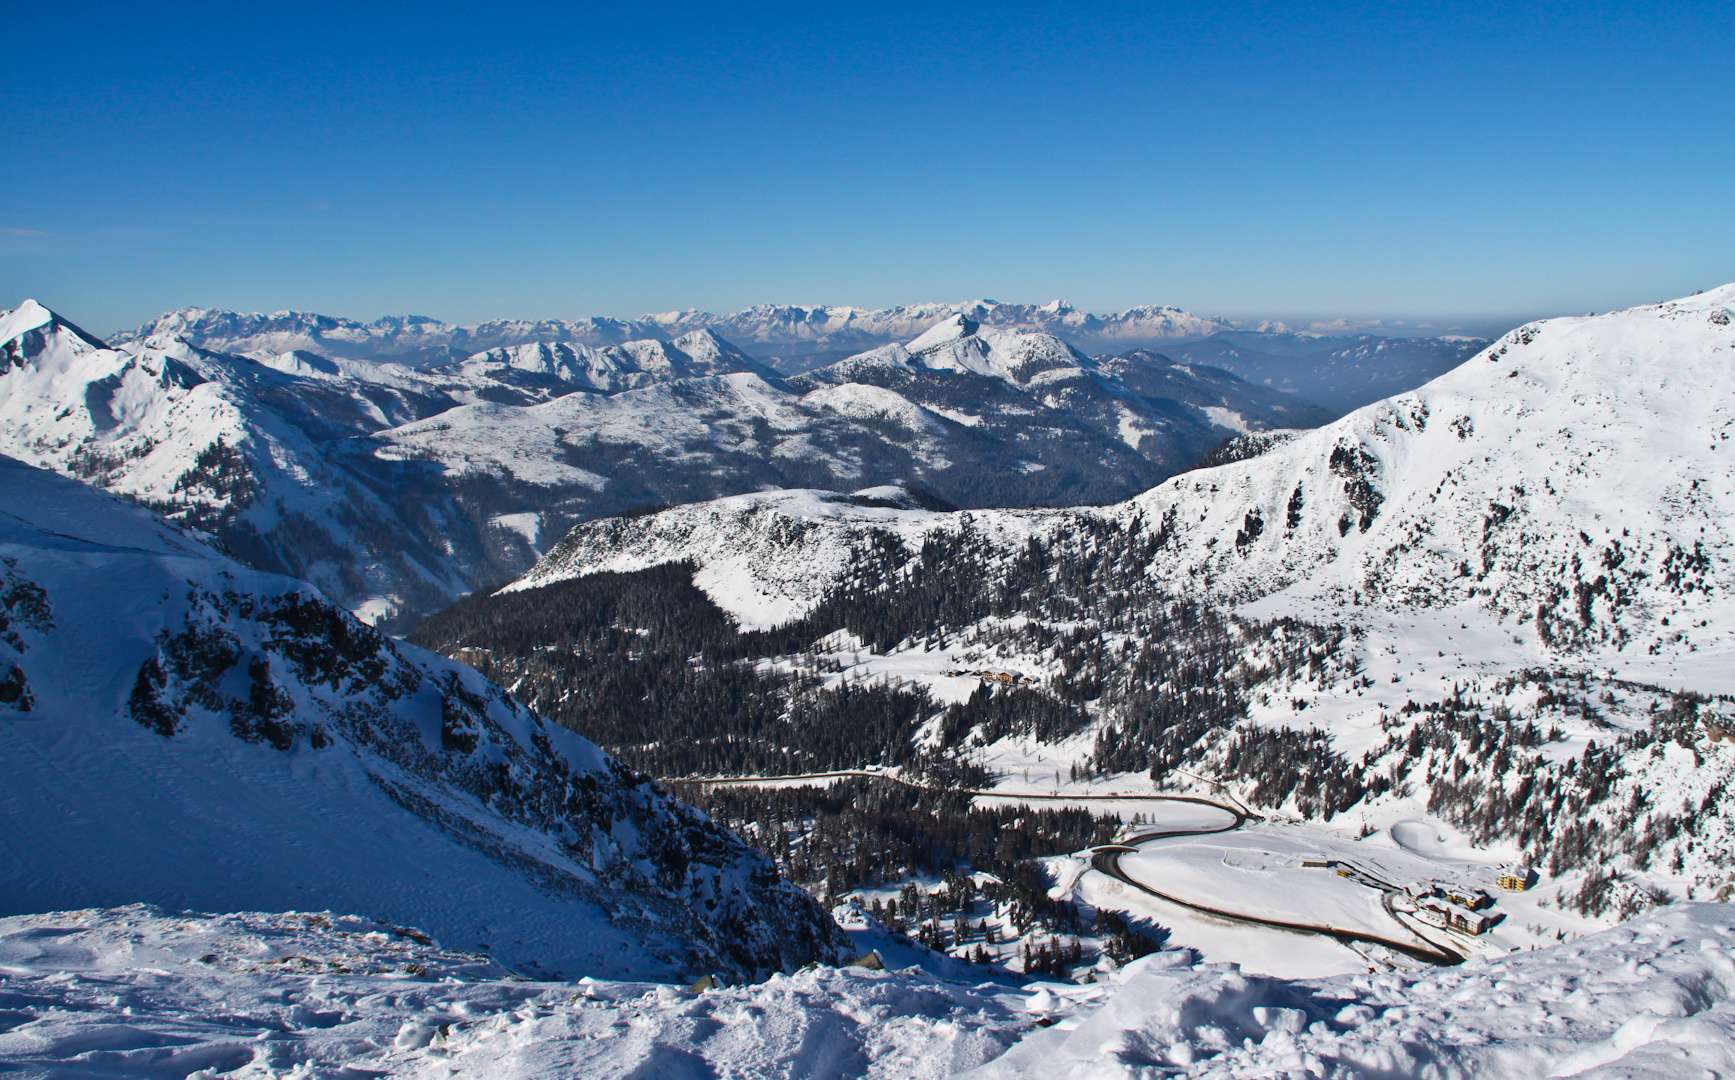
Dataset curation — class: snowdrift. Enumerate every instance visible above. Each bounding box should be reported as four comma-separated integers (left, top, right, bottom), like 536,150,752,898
0,897,1730,1077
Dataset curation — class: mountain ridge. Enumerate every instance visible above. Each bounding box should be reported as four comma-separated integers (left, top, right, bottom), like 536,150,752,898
115,300,1494,412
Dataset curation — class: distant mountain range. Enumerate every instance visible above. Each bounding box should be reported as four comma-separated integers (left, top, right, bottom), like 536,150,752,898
117,300,1494,416
1158,331,1491,415
114,300,1245,368
4,301,1326,630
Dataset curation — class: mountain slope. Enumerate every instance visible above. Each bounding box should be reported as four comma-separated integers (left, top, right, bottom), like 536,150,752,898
1110,288,1734,676
0,300,493,626
0,454,848,979
517,288,1735,679
452,287,1735,940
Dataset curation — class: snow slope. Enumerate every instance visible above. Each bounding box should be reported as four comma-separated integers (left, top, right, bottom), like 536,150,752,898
503,486,1025,631
969,900,1735,1080
0,455,848,980
1111,286,1735,685
1,898,1730,1078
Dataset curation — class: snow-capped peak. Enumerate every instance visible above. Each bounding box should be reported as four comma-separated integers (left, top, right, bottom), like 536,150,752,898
0,299,110,358
0,298,54,344
907,313,979,353
667,327,767,375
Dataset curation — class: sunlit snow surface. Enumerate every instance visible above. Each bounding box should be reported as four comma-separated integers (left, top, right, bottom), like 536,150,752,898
1,902,1731,1079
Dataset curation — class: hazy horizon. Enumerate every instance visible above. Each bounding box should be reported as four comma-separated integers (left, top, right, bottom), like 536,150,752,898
57,295,1550,347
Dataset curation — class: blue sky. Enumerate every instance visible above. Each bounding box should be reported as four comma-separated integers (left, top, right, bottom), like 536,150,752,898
4,1,1732,335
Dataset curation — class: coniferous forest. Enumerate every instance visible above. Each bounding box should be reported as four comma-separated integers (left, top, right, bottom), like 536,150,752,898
409,513,1733,925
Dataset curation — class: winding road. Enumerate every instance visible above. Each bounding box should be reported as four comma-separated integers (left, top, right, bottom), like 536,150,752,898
1091,820,1466,967
693,771,1469,966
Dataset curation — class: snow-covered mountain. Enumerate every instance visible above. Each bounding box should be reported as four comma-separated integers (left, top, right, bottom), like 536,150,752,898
643,300,1239,357
464,286,1735,946
517,288,1735,677
119,299,1252,368
442,328,781,395
0,300,498,627
0,301,800,629
365,317,1331,553
0,454,848,980
113,308,671,367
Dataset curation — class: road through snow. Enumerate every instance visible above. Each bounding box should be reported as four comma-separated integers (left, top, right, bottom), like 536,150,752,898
696,772,1456,965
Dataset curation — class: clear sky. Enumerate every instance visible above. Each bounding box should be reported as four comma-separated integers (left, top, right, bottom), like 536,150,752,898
5,1,1732,336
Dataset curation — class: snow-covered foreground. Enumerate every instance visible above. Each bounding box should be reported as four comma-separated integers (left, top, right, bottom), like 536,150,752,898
2,902,1731,1079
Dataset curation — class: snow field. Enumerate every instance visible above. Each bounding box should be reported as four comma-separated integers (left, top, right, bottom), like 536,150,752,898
966,901,1735,1080
0,905,1049,1080
1115,830,1416,944
5,902,1733,1079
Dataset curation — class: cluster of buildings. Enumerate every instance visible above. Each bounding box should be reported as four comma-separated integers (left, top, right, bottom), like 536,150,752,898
1306,859,1534,938
1403,880,1496,935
